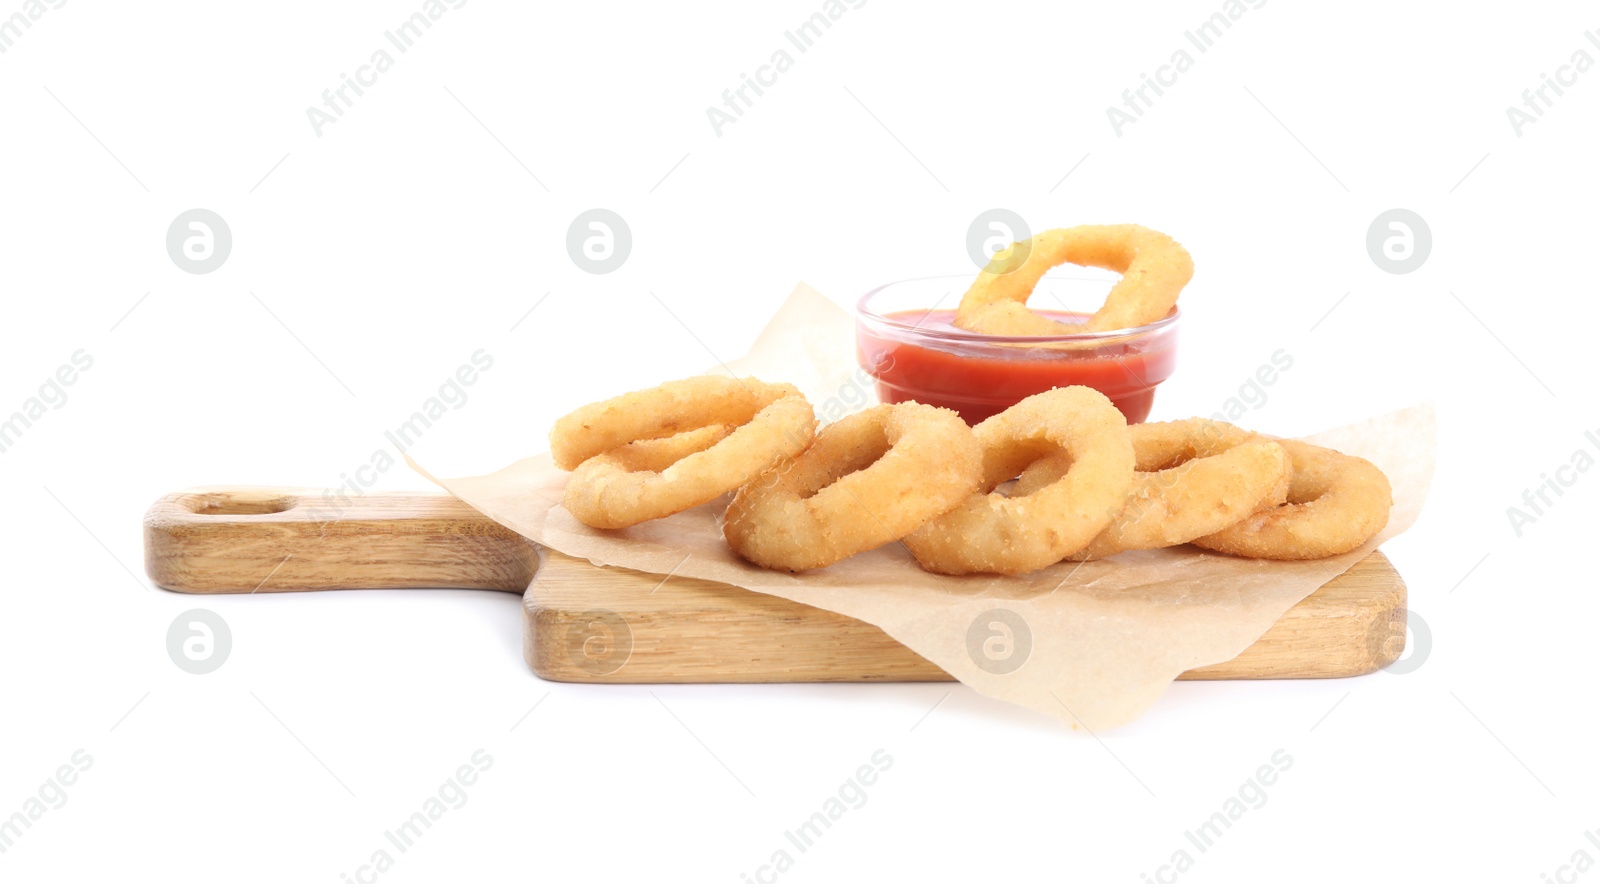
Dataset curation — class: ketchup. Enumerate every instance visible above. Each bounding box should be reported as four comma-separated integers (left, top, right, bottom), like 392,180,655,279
856,309,1178,425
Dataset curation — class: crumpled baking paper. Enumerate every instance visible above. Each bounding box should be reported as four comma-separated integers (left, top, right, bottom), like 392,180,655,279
410,284,1433,730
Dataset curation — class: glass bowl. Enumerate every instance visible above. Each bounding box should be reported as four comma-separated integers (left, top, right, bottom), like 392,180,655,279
856,274,1179,425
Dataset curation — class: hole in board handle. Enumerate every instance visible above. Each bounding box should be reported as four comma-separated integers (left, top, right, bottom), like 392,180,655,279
183,492,297,516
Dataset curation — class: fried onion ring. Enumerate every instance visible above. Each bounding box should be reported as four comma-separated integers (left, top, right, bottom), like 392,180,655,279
723,402,981,571
955,224,1193,335
903,387,1135,575
1190,439,1391,559
598,424,734,473
1040,419,1292,560
553,378,815,529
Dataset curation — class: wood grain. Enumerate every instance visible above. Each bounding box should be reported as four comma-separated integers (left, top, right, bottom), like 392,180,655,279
145,487,1405,682
144,489,537,593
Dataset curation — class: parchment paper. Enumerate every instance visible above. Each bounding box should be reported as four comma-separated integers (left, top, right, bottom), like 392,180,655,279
410,284,1433,730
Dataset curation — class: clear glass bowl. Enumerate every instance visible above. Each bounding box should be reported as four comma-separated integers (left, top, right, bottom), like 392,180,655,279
856,274,1179,424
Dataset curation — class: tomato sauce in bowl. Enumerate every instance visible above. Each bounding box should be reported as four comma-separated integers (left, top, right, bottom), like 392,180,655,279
856,277,1179,425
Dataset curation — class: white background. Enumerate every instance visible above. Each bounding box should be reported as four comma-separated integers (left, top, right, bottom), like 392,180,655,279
2,1,1596,881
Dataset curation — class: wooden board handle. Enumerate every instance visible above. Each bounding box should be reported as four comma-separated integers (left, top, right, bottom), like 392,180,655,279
144,488,537,594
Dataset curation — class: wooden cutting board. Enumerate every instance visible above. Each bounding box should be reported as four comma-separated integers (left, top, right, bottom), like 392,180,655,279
143,487,1408,682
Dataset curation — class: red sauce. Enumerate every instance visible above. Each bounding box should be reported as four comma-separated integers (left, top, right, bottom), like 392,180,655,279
857,309,1178,425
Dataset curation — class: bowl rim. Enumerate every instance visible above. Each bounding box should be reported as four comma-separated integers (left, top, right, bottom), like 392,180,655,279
856,274,1180,344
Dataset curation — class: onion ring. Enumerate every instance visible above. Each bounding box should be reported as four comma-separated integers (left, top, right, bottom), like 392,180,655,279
955,224,1193,335
903,386,1135,575
553,377,815,530
723,402,981,571
1035,419,1293,561
1191,439,1392,560
597,424,735,473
